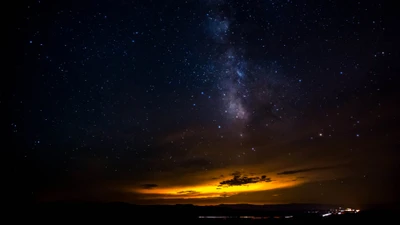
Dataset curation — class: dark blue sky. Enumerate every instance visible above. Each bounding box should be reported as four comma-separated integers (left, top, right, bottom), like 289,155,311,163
12,0,399,205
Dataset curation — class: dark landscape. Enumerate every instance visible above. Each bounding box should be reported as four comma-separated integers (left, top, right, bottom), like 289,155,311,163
26,202,397,223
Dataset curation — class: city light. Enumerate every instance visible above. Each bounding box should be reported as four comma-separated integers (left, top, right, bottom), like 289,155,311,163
318,207,360,217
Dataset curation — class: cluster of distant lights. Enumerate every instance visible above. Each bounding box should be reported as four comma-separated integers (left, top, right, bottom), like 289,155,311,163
321,207,360,217
199,215,293,219
199,208,360,219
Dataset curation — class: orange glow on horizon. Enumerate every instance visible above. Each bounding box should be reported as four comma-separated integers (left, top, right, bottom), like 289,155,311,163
130,176,301,200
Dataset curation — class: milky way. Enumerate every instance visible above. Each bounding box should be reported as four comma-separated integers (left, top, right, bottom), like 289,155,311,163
205,4,294,128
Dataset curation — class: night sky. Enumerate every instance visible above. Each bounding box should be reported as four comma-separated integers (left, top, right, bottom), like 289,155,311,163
13,0,399,206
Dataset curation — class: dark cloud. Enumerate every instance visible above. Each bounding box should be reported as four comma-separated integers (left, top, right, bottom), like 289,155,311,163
177,190,200,195
218,171,272,187
261,175,272,182
141,184,158,189
277,166,335,175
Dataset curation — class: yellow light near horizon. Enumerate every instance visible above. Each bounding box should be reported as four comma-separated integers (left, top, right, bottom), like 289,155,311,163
134,179,300,199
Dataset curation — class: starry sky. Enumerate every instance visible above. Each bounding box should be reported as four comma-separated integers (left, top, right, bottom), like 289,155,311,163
12,0,399,206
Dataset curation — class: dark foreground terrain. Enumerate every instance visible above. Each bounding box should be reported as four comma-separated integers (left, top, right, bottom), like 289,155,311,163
21,202,397,224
